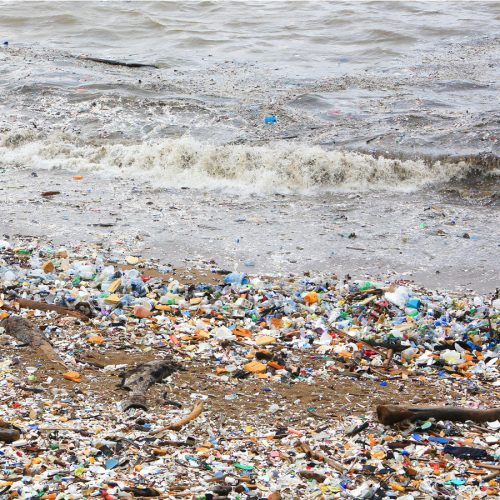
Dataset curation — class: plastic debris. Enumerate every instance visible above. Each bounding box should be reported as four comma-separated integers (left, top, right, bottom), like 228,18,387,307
0,238,498,498
263,114,278,124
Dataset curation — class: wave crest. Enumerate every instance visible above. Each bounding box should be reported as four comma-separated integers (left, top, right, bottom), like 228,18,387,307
0,131,496,192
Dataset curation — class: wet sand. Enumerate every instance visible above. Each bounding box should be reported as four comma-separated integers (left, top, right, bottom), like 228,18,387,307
1,167,498,293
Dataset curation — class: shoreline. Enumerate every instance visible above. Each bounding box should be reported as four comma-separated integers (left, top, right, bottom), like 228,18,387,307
1,167,498,294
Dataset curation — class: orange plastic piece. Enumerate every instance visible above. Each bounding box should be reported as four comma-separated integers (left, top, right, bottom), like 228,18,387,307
271,317,282,328
234,327,252,337
244,361,267,374
63,371,81,383
88,335,104,344
338,351,352,359
268,361,285,370
155,304,172,311
389,483,405,492
257,349,272,355
304,292,319,304
152,447,167,456
72,175,84,180
255,335,277,346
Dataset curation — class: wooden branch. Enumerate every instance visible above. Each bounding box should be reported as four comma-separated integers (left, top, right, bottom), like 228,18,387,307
333,328,388,357
377,404,500,425
475,463,500,471
152,401,204,435
482,470,500,482
5,298,90,321
296,442,344,473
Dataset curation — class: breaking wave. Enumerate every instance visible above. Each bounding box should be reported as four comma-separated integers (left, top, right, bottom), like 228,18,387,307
0,130,497,193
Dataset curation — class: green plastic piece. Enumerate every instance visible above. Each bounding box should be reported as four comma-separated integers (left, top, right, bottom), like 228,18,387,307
359,281,374,291
233,462,253,470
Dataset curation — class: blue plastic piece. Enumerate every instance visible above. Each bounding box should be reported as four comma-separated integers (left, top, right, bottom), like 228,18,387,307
263,114,278,124
105,458,119,469
429,436,449,443
466,340,480,351
223,273,249,286
407,298,421,309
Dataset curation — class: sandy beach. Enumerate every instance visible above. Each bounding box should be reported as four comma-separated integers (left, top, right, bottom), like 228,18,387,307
0,238,499,498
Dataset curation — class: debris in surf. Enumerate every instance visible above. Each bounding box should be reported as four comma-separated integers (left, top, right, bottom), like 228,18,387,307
78,55,159,69
263,114,278,124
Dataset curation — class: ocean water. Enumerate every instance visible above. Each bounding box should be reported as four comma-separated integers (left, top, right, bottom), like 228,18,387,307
0,0,498,192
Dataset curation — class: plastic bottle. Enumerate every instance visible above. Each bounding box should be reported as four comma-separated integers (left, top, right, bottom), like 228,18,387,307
401,347,419,361
212,326,236,341
223,273,248,286
385,287,409,309
317,331,333,345
2,270,16,282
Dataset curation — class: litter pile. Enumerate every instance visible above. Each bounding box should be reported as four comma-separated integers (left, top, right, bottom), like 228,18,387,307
0,238,499,499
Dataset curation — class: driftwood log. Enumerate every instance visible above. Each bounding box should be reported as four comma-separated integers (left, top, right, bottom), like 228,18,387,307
377,404,500,425
0,419,21,443
17,298,91,321
78,56,158,69
0,428,20,443
2,298,91,321
1,315,66,366
119,360,181,411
